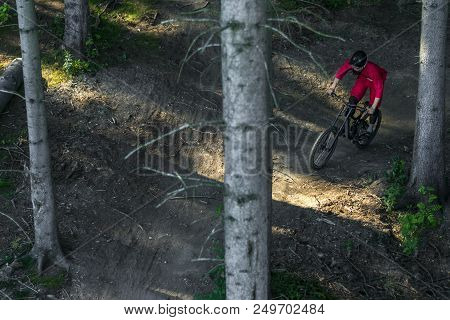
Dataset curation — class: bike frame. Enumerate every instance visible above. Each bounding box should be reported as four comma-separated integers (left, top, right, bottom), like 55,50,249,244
329,99,368,143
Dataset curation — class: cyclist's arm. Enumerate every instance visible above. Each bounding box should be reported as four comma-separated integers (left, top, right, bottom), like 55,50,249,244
328,59,351,93
335,59,352,80
371,76,384,111
329,77,340,92
370,97,381,112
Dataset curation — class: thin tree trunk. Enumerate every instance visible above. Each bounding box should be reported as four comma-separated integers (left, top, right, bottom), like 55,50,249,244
16,0,68,272
221,0,271,300
64,0,89,57
0,58,23,114
408,0,448,202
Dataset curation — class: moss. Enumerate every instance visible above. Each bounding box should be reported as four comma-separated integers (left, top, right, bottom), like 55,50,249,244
30,272,67,290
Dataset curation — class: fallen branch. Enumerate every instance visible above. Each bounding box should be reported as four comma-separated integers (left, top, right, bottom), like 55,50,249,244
124,120,224,160
268,17,346,42
0,210,32,244
263,24,327,76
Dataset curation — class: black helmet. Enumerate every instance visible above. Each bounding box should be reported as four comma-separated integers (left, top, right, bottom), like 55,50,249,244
350,50,367,68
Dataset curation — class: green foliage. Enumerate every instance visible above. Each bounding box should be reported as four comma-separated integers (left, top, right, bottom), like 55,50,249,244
30,272,66,290
49,15,65,38
399,186,442,255
276,0,300,11
320,0,383,9
215,204,224,217
196,237,332,299
62,51,92,76
383,157,407,212
271,271,333,299
0,178,12,192
195,264,226,300
0,2,10,25
1,244,67,299
322,0,352,9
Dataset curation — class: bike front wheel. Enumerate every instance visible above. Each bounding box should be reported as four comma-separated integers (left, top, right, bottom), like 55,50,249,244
309,127,339,170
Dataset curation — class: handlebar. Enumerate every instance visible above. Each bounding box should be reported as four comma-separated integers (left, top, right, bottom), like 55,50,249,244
330,92,368,111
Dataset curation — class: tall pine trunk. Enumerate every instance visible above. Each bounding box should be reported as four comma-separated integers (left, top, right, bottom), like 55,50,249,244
64,0,89,57
221,0,271,300
409,0,448,202
16,0,67,272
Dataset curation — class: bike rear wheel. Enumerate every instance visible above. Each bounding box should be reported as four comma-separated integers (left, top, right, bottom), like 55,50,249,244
355,109,382,149
309,127,339,170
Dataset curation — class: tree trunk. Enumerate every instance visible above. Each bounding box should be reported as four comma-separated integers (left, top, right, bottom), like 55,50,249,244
16,0,68,272
221,0,271,299
0,58,23,114
64,0,89,57
408,0,448,202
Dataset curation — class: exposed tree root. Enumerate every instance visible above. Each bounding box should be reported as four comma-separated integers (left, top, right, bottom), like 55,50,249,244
30,246,70,274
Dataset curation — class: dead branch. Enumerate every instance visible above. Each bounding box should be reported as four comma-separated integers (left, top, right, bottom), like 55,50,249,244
0,210,32,244
263,24,327,76
268,17,345,41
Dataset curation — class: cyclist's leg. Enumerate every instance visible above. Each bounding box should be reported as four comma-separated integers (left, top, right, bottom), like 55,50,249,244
350,79,367,105
368,88,382,131
348,79,367,118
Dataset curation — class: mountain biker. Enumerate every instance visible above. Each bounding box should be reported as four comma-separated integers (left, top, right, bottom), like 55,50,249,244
326,50,387,133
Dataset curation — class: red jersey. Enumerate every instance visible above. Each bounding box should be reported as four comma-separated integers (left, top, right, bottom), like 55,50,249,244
335,59,387,99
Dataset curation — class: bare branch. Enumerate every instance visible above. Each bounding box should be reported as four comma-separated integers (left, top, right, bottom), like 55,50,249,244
178,26,225,81
256,45,280,110
155,182,222,208
124,120,224,160
268,17,346,42
191,258,224,262
0,24,18,28
111,207,145,233
0,89,25,100
0,210,32,244
263,24,327,76
160,18,219,25
199,222,223,258
0,289,11,300
296,0,330,14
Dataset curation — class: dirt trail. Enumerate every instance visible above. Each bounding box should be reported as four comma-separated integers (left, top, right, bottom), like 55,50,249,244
1,0,449,299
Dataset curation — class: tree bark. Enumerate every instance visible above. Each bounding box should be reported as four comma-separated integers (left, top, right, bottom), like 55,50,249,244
16,0,68,272
221,0,271,300
0,59,23,114
408,0,448,202
64,0,89,57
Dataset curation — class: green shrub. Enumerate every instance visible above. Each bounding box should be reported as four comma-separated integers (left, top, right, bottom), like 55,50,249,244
271,271,333,300
383,157,407,211
0,3,10,25
62,51,92,76
322,0,383,9
399,186,442,255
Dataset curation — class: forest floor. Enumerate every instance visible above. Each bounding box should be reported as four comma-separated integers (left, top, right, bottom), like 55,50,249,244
1,0,450,299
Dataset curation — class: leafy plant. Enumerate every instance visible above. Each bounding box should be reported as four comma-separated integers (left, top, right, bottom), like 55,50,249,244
0,178,14,198
62,51,91,76
399,186,442,255
271,271,333,300
383,157,408,211
195,263,226,300
322,0,383,9
0,2,11,25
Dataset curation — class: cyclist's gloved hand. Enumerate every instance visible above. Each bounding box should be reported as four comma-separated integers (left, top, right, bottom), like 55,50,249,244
368,106,377,114
326,86,335,95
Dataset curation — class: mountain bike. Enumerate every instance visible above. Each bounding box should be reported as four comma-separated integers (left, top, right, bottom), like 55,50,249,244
309,94,382,170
